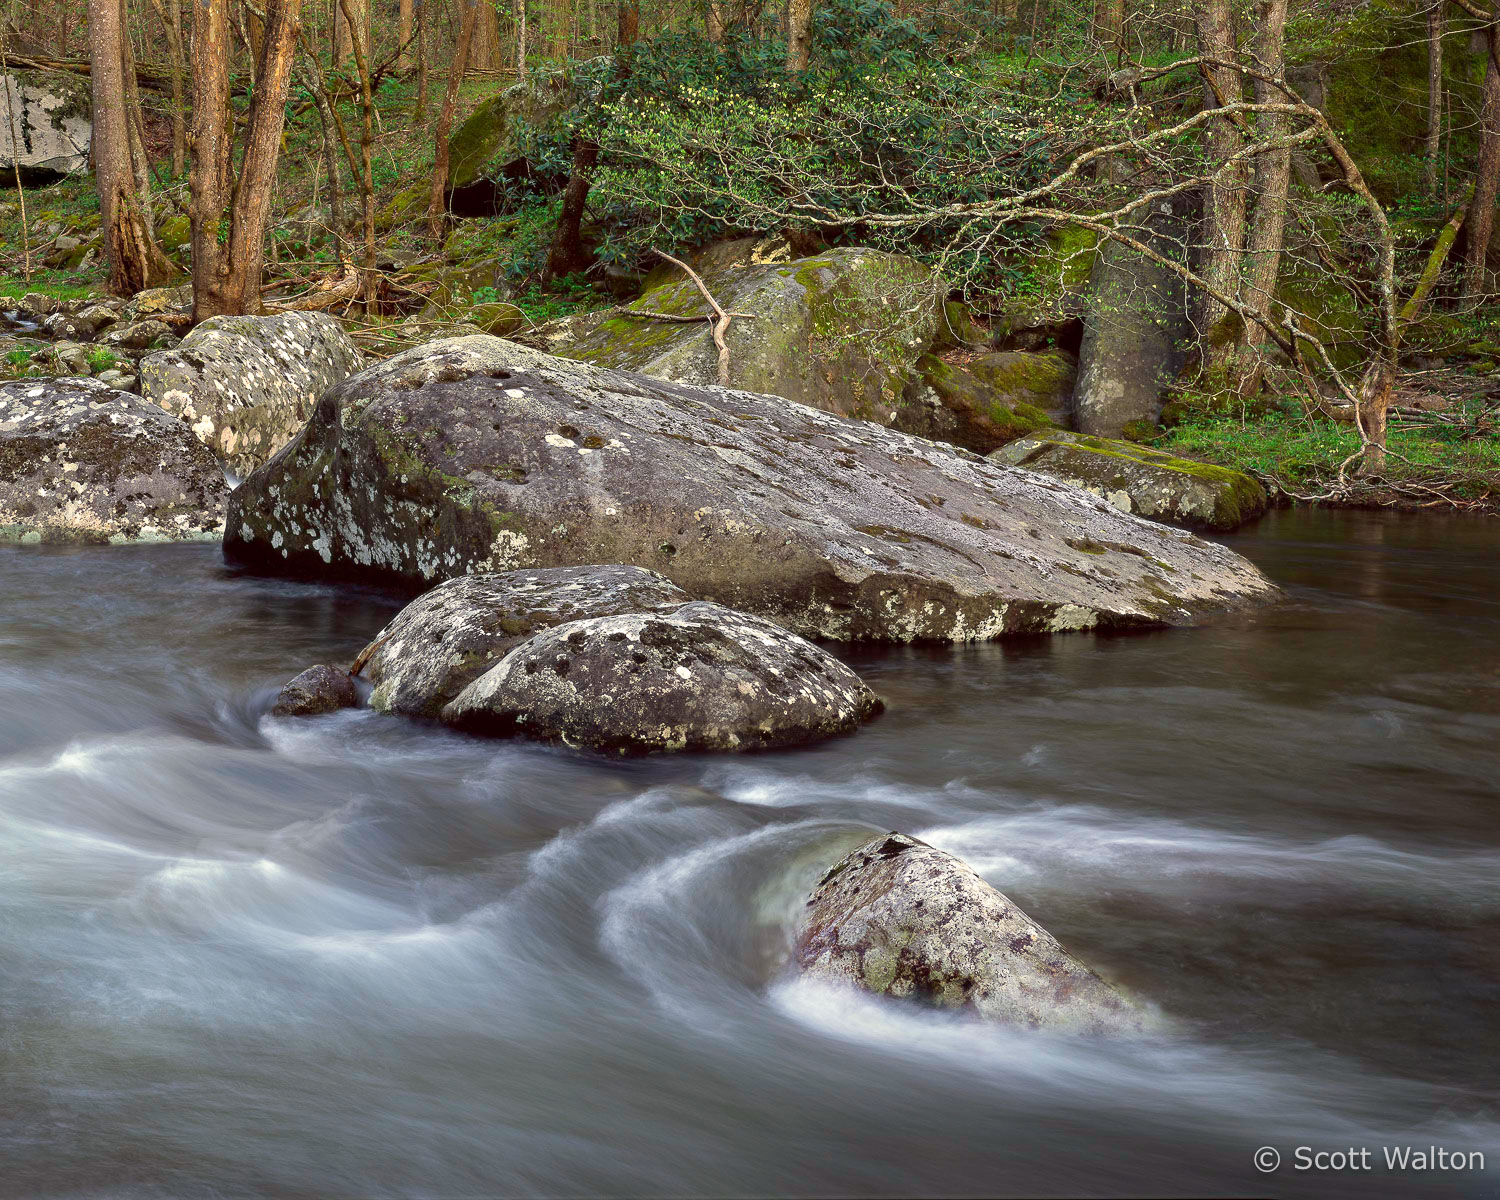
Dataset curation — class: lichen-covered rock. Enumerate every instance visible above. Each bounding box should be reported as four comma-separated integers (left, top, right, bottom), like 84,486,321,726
98,318,174,352
0,376,226,544
442,601,882,752
140,312,364,475
1073,202,1189,437
905,350,1072,454
561,239,941,425
354,564,691,718
991,430,1267,532
0,71,90,184
794,832,1155,1034
271,664,358,716
223,335,1279,641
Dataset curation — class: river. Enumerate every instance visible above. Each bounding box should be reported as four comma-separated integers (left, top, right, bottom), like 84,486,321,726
2,508,1496,1198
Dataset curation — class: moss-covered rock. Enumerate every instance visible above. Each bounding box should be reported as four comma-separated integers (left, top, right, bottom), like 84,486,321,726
559,239,941,426
932,300,990,352
446,75,575,190
905,350,1070,454
0,70,91,184
991,429,1268,532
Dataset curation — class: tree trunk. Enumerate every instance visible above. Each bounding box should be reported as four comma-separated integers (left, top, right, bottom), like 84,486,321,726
1092,0,1123,57
515,0,528,78
1461,20,1499,308
541,135,598,282
471,1,500,69
617,0,638,46
706,0,724,41
1425,0,1444,194
1193,0,1247,366
427,0,481,239
399,0,415,67
786,0,811,70
334,0,368,63
414,0,429,119
339,0,378,312
190,0,304,320
1235,0,1290,394
91,0,172,295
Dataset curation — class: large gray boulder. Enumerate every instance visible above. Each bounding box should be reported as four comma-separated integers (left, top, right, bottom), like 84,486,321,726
991,430,1268,532
354,564,690,717
442,601,882,752
446,73,576,191
0,71,90,184
794,832,1155,1034
271,664,358,717
560,240,940,427
223,336,1278,641
140,312,363,475
0,376,225,544
905,350,1072,454
1073,200,1190,437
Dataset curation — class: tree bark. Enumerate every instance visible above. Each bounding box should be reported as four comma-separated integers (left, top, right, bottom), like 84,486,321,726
471,1,500,69
617,0,638,46
1426,0,1445,194
338,0,378,311
515,0,528,78
333,0,367,63
1235,0,1290,393
1092,0,1124,57
190,0,304,319
1461,18,1499,308
427,0,481,238
1193,0,1247,365
706,0,724,41
399,0,416,67
541,135,598,282
91,0,172,295
786,0,811,71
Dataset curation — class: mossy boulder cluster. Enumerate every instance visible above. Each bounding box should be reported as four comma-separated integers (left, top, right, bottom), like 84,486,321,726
0,376,225,544
992,429,1268,532
224,335,1278,639
794,832,1157,1034
560,239,942,429
140,312,365,476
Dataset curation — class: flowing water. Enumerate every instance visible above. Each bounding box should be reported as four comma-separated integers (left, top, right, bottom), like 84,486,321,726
1,508,1497,1198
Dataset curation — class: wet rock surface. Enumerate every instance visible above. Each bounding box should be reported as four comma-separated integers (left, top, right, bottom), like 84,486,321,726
271,664,359,716
140,312,364,475
0,376,226,544
354,564,691,718
991,430,1268,532
223,335,1278,640
794,832,1155,1034
442,600,882,753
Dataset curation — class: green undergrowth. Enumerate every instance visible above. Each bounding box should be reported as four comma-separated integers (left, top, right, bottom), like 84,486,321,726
1155,409,1500,507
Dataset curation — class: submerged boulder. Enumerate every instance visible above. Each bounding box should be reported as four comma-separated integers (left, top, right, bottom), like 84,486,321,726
223,336,1278,640
354,564,690,717
442,601,882,753
561,240,940,425
140,312,363,475
0,376,225,544
794,832,1154,1034
991,430,1267,532
271,664,358,716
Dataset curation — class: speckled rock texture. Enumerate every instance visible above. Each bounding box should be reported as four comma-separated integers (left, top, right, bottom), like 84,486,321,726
794,832,1155,1034
140,312,364,475
0,376,226,544
223,335,1278,641
0,71,91,184
561,239,941,426
354,564,691,718
442,601,882,753
271,664,358,716
990,430,1268,532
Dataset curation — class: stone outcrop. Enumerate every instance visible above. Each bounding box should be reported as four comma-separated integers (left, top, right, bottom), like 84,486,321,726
0,376,225,544
1073,200,1190,437
990,430,1268,532
445,74,576,191
560,240,940,426
223,335,1279,640
353,564,690,717
906,350,1073,454
442,601,882,753
0,71,90,185
271,664,359,716
140,312,364,475
794,832,1155,1034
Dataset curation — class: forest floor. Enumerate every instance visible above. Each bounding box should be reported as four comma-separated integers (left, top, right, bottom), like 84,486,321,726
1,69,1496,516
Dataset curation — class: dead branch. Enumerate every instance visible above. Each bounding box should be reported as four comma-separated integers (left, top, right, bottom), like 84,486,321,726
653,249,739,384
